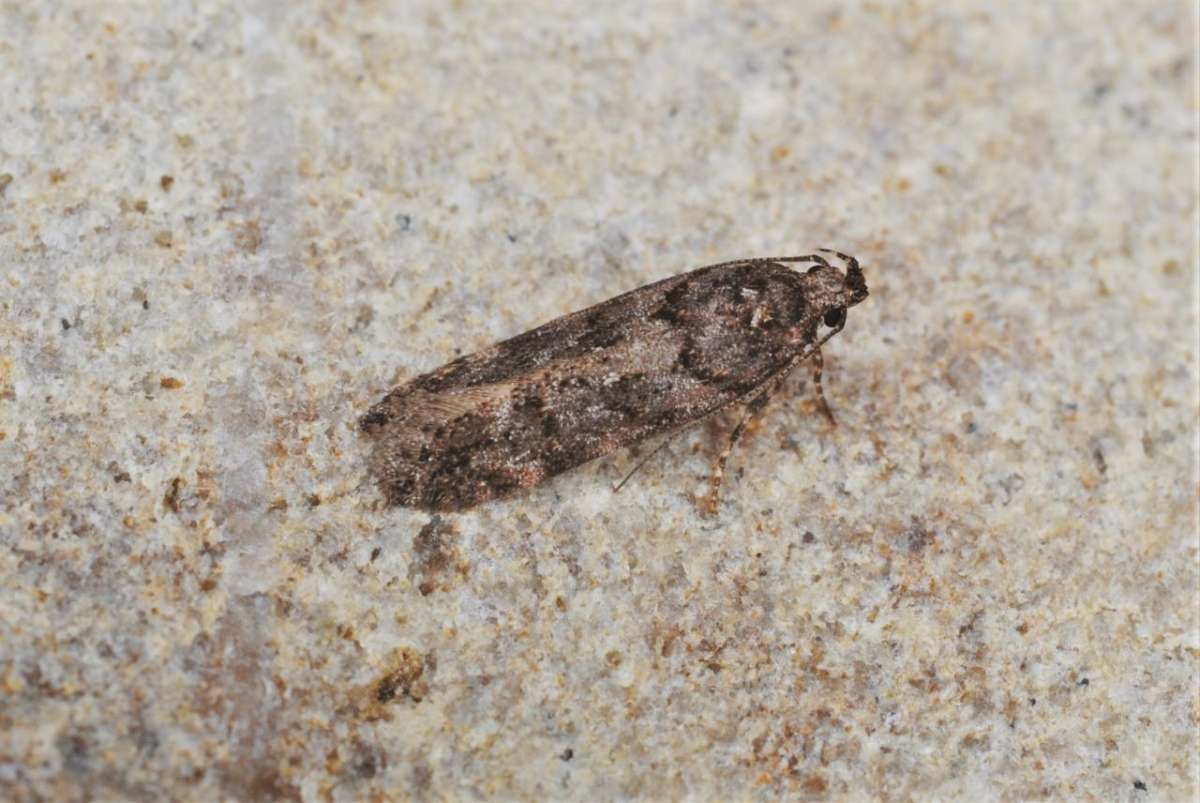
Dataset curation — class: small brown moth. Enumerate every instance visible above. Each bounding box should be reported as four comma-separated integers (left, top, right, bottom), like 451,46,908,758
361,250,868,513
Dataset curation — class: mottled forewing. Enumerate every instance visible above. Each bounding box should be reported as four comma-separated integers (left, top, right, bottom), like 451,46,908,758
362,261,802,511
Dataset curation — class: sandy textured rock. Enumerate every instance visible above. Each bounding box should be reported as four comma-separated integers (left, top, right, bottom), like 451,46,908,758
1,1,1196,800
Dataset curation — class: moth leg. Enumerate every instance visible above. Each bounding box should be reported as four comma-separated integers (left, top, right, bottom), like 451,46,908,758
612,437,672,493
810,347,837,428
703,384,778,515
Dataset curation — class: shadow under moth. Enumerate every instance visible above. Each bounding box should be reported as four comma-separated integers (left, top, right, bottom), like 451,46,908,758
360,250,869,513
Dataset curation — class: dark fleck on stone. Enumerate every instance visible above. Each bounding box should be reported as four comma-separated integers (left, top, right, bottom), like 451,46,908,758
375,648,428,703
163,476,184,513
906,519,932,553
56,730,91,775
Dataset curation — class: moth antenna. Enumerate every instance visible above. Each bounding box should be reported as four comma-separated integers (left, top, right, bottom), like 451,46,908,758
765,254,831,267
816,247,853,265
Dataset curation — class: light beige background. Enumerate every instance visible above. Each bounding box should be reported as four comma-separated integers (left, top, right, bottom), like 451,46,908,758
1,1,1197,800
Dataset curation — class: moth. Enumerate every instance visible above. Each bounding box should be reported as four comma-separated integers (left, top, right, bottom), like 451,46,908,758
360,250,869,513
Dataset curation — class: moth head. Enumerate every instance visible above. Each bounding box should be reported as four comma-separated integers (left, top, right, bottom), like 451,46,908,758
799,250,868,336
843,259,869,306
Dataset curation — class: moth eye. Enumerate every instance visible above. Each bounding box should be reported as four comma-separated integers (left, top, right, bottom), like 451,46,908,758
823,307,847,328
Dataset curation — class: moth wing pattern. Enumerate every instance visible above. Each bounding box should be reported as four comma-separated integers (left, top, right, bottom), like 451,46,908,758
401,385,515,423
361,255,867,512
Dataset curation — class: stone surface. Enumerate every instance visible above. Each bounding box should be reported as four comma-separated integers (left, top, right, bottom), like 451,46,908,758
1,1,1196,800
